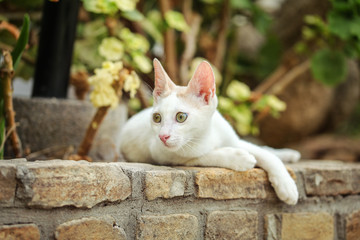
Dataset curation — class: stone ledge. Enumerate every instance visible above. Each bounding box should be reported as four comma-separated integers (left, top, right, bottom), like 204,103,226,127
183,167,277,200
1,159,360,209
0,159,131,208
1,159,360,239
290,160,360,196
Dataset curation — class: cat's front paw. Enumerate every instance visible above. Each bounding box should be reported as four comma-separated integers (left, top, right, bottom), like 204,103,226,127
278,149,301,163
269,174,299,205
225,148,257,172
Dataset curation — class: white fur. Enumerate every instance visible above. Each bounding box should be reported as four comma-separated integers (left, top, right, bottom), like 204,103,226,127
119,59,300,205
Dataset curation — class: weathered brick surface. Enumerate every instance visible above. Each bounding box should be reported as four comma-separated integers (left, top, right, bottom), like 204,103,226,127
0,163,17,206
145,169,186,200
265,212,334,240
193,167,275,200
291,161,360,196
205,210,258,240
346,209,360,240
16,160,131,208
137,214,198,240
0,159,360,240
0,159,27,206
55,216,126,240
0,223,40,240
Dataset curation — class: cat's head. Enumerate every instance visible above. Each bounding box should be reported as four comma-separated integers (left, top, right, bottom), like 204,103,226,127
151,58,217,152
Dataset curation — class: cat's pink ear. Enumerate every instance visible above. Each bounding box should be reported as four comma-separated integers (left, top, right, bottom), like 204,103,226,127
153,58,176,101
187,61,215,104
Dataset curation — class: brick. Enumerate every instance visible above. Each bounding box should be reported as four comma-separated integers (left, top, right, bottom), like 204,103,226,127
16,160,131,208
346,209,360,240
0,164,16,206
265,212,334,240
291,161,360,196
0,223,40,240
264,214,281,240
205,210,258,240
55,216,126,240
137,214,198,240
193,167,276,200
145,170,186,200
0,159,27,206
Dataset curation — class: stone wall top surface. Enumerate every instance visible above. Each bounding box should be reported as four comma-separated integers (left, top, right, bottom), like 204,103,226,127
1,159,360,209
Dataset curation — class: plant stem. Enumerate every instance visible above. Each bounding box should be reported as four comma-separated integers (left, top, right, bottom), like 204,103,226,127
180,0,202,85
0,50,22,157
77,106,110,157
159,0,178,83
76,68,128,160
213,0,230,72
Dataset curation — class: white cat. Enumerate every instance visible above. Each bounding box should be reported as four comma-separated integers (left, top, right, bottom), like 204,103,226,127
119,59,300,205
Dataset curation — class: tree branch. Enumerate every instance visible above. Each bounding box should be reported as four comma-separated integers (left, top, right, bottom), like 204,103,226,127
159,0,178,83
0,50,22,157
213,0,230,71
74,68,129,161
179,0,202,85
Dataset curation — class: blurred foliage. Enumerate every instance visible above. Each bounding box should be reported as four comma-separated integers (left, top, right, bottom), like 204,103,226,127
7,0,360,139
11,14,30,69
337,103,360,136
88,60,140,108
218,81,286,136
296,0,360,86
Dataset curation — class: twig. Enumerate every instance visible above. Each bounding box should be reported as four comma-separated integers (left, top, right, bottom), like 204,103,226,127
255,51,303,94
255,65,288,94
0,43,35,66
266,60,310,96
0,21,20,39
105,17,117,37
159,0,178,83
74,68,129,160
70,71,90,100
137,86,150,109
213,0,230,71
0,50,22,157
179,0,202,85
0,123,17,155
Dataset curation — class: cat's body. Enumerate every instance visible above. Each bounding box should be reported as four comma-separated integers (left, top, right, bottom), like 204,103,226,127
119,59,300,205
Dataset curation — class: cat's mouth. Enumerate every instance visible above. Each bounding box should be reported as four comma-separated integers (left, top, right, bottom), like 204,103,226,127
161,141,179,150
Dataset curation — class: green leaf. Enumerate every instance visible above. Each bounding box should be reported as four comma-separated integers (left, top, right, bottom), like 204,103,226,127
121,9,144,21
350,17,360,39
11,14,30,70
230,0,252,9
226,81,251,101
252,7,271,34
82,0,118,15
328,13,351,40
200,0,222,4
310,48,348,86
164,10,189,32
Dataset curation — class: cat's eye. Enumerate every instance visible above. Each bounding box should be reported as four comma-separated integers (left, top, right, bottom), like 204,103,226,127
176,112,188,123
153,113,161,123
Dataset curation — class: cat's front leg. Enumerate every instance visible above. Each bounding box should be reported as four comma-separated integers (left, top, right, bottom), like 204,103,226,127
236,140,299,205
184,147,256,171
262,146,301,163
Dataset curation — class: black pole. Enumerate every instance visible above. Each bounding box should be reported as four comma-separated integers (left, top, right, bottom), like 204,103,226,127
32,0,80,98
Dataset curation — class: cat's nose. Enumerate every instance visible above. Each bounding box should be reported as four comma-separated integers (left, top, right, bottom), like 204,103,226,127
159,134,170,144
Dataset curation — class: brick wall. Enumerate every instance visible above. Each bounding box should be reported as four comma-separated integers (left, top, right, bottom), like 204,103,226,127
1,159,360,239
